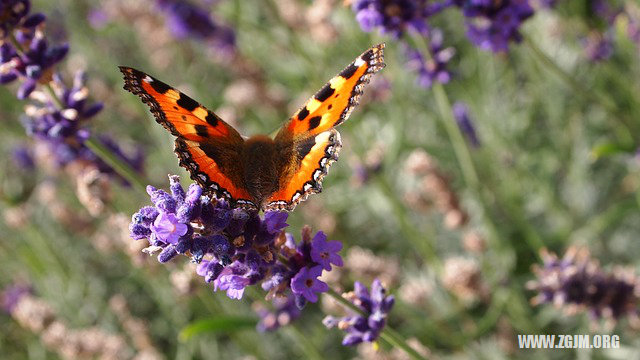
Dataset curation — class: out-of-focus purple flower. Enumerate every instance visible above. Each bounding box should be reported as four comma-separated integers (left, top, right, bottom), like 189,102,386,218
452,102,480,147
0,0,45,40
87,9,109,30
351,0,448,38
454,0,534,52
575,0,623,62
0,9,68,92
405,28,454,88
17,71,143,178
527,247,640,324
155,0,236,54
130,177,342,304
291,265,329,303
310,231,343,271
1,283,32,313
628,13,640,48
11,146,35,169
1,1,145,181
255,295,302,332
581,31,614,62
323,279,395,346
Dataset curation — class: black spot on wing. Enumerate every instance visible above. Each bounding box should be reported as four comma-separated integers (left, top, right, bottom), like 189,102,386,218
149,78,171,94
308,116,322,131
195,124,209,138
361,49,374,63
199,143,222,164
295,137,316,163
315,84,335,102
339,64,358,79
297,107,309,121
177,93,199,111
205,111,219,127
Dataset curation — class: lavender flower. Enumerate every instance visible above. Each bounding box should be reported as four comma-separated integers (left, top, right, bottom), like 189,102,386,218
581,31,614,62
291,265,329,303
405,28,454,88
323,279,395,346
155,0,235,55
1,283,31,313
310,231,343,271
130,176,343,304
1,1,145,182
0,1,66,95
454,0,534,52
452,102,480,147
11,145,35,169
351,0,447,37
527,247,640,324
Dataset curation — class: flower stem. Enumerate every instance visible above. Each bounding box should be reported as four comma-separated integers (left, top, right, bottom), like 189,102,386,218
325,288,429,360
84,137,148,192
409,35,480,189
374,174,439,267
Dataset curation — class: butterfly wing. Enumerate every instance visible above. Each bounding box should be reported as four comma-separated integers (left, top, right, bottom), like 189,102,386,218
274,44,385,143
265,44,385,211
119,66,257,209
265,130,342,211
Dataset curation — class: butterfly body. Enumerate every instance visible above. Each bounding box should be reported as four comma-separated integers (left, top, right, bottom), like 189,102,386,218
240,135,283,207
121,44,384,212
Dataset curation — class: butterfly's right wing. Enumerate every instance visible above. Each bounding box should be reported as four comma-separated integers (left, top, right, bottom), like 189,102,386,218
120,67,257,209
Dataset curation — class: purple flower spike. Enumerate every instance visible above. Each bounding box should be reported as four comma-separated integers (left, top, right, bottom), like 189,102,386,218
455,0,534,52
351,0,446,38
405,29,455,88
528,247,640,324
452,102,480,147
310,231,343,271
150,212,188,244
323,279,395,346
130,175,343,329
291,265,329,303
155,0,236,54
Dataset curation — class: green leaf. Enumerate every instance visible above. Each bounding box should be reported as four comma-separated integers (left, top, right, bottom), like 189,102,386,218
179,316,258,341
590,142,634,159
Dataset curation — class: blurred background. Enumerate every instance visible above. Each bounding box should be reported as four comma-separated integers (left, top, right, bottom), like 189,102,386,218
2,0,640,358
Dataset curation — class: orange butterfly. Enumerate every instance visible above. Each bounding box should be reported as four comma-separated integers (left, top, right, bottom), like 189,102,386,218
120,44,385,211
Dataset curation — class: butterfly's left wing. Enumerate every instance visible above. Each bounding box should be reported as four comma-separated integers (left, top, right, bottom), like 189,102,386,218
120,67,257,209
264,44,385,211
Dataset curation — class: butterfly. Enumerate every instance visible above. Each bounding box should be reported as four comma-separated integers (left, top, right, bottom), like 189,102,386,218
120,44,385,212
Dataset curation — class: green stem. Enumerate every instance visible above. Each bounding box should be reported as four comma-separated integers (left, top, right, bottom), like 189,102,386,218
410,36,479,190
523,36,635,144
374,175,439,267
325,288,429,360
85,137,148,192
44,83,65,109
9,32,26,54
